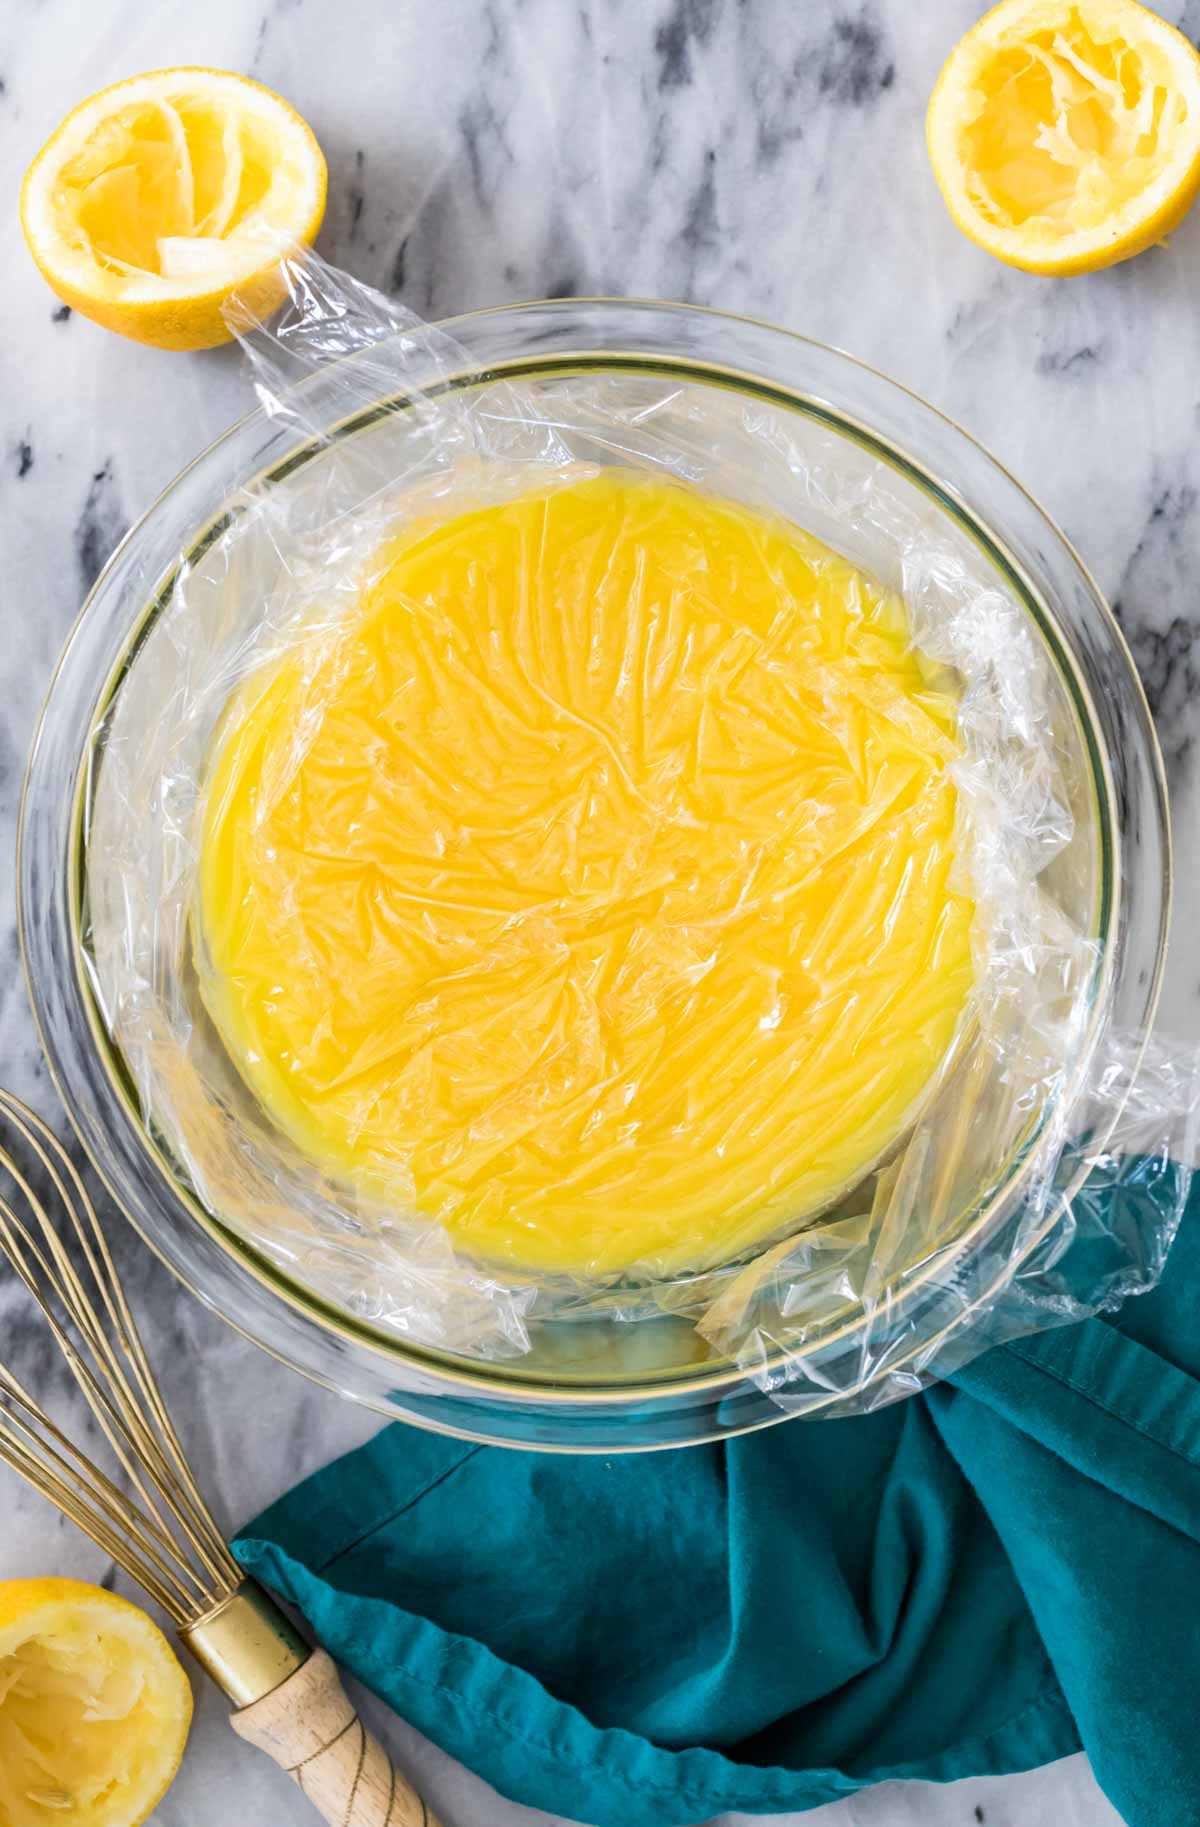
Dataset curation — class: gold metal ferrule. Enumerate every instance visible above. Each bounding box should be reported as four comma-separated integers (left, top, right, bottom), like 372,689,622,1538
180,1580,310,1709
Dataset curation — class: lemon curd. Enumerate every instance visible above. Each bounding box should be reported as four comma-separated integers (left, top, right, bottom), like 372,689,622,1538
197,473,974,1277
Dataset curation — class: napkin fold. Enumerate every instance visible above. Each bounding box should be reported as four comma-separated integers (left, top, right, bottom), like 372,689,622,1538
236,1169,1200,1827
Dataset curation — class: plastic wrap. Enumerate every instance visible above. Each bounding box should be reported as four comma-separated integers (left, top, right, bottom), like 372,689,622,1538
82,255,1200,1411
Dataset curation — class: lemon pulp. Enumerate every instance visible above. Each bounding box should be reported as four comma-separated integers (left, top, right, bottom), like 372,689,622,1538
964,7,1184,232
62,95,280,281
198,473,975,1276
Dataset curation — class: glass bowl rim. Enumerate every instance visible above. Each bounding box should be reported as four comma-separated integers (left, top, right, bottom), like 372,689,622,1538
18,295,1172,1419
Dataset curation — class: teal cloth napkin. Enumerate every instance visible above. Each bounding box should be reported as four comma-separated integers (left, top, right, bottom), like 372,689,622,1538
235,1171,1200,1827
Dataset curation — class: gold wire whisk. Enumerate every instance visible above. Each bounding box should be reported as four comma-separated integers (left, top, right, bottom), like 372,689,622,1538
0,1086,441,1826
0,1086,242,1622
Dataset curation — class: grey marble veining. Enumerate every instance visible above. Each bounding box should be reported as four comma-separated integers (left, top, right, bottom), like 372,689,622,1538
1,1,1195,1823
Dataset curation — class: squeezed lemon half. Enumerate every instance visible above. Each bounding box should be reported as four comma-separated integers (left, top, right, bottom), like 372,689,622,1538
21,68,326,349
927,0,1200,274
0,1578,192,1827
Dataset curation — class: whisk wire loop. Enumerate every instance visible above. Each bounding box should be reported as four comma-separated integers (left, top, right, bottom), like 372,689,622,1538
0,1089,243,1625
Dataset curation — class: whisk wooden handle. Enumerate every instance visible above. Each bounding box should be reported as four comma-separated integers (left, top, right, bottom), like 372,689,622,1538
231,1649,442,1826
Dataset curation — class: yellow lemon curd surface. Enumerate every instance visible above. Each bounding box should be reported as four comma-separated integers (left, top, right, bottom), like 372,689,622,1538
197,472,974,1278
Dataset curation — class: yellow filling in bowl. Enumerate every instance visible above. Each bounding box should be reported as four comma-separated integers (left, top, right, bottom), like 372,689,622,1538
197,473,974,1276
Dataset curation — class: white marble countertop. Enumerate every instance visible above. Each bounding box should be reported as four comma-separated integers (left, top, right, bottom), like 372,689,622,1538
5,2,1199,1823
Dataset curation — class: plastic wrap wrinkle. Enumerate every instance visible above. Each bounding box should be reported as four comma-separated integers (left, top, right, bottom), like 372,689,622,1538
81,253,1200,1407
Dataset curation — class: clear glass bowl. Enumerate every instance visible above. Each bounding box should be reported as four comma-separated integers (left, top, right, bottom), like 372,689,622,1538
20,300,1169,1450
